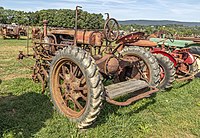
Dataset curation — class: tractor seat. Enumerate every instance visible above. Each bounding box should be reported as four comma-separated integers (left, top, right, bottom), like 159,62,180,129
116,32,145,44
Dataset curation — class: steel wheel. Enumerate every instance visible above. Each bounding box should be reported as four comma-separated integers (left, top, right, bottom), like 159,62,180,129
51,59,88,118
49,46,103,128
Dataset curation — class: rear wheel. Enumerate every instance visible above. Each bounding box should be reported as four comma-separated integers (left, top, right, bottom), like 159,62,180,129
49,46,104,128
189,60,198,74
120,46,160,87
189,46,200,70
154,54,175,89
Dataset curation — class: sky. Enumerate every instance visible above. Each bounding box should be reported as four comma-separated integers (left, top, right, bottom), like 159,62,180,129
1,0,200,22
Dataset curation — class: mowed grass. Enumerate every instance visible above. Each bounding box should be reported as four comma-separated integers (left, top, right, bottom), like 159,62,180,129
0,37,200,138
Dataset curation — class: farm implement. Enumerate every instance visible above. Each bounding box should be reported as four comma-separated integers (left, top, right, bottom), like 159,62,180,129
18,6,160,128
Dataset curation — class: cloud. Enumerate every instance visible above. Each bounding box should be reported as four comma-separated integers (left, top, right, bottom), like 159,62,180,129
1,0,200,22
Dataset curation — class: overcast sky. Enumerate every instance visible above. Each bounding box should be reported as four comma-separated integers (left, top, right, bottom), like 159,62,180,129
1,0,200,22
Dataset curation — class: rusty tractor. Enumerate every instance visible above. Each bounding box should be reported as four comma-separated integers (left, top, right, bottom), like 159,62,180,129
1,24,27,39
18,6,161,128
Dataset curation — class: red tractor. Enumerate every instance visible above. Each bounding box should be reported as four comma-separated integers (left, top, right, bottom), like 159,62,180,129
123,31,198,89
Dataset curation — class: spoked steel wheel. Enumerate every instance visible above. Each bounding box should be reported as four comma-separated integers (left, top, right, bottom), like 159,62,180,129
49,47,104,128
51,59,88,118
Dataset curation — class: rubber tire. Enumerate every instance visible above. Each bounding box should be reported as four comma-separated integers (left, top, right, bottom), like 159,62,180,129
120,46,160,87
49,46,104,128
154,54,175,89
189,46,200,55
189,46,200,70
189,60,198,74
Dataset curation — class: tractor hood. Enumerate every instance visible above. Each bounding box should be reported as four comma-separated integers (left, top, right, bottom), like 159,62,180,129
149,38,195,48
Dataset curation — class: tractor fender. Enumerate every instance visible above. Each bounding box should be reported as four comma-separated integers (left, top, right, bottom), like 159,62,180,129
184,52,195,64
152,51,177,67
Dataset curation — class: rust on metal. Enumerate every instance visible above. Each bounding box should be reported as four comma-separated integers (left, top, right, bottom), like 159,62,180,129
116,32,144,44
106,86,158,106
178,37,200,43
127,40,157,47
18,6,163,128
1,24,27,39
43,20,48,37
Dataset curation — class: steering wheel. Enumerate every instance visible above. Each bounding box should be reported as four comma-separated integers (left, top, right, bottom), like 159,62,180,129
104,18,120,42
158,30,174,43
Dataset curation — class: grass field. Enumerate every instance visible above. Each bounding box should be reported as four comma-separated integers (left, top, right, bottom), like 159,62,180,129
0,37,200,138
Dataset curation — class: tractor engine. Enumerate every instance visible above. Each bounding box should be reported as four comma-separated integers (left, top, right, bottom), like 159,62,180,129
95,54,120,75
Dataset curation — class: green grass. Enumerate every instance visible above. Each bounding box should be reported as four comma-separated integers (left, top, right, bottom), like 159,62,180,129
0,37,200,138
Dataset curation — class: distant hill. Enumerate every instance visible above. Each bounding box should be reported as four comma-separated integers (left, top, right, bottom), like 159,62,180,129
118,20,200,27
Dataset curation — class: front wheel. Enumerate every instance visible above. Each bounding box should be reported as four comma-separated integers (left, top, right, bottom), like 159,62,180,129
49,46,104,128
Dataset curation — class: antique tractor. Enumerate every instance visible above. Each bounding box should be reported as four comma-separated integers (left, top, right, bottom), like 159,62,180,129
148,30,198,80
18,6,160,128
1,24,27,39
174,35,200,70
45,16,175,90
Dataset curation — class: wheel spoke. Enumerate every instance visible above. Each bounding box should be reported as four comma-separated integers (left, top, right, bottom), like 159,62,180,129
77,76,86,85
74,86,87,91
72,65,78,76
59,73,64,80
62,93,69,100
59,83,65,89
110,31,116,39
106,23,110,30
79,93,87,101
69,63,77,81
70,96,84,110
111,22,116,30
61,65,71,81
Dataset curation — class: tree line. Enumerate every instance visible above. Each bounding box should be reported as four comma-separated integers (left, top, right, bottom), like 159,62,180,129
121,24,200,37
0,7,104,29
0,7,200,36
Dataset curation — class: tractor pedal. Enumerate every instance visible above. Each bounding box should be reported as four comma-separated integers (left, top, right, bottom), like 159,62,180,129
105,79,149,99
